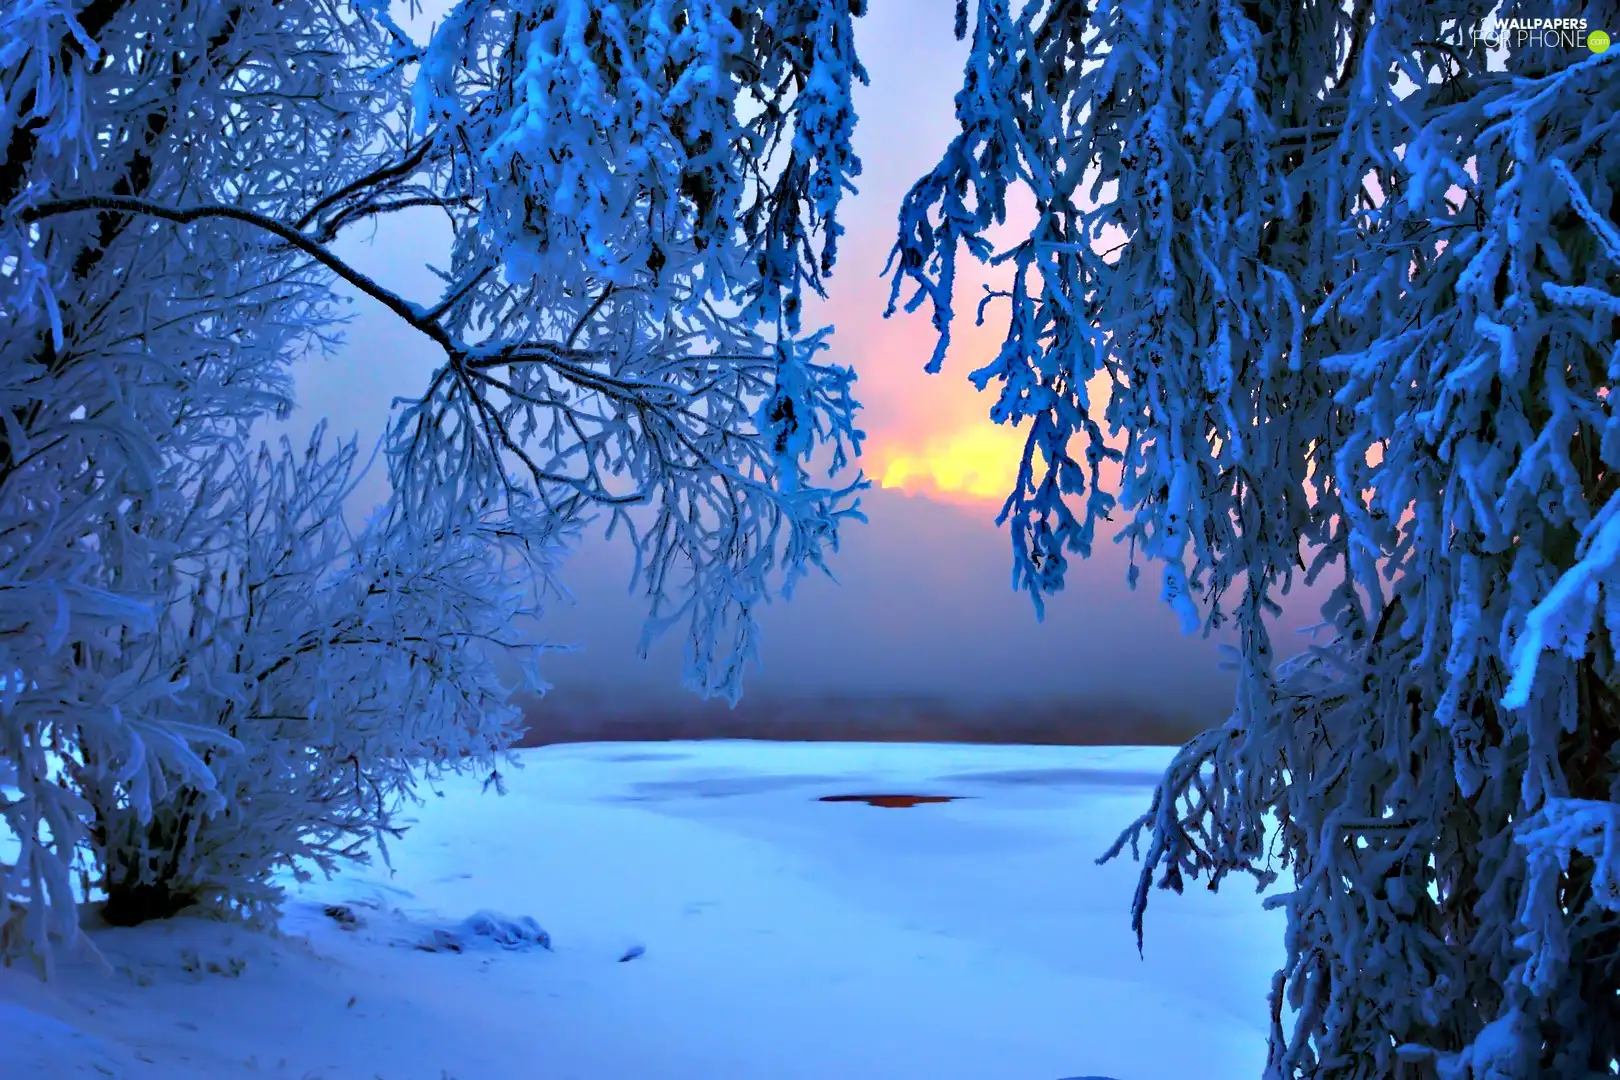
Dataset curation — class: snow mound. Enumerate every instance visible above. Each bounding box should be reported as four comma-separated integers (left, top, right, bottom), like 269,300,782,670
418,910,553,953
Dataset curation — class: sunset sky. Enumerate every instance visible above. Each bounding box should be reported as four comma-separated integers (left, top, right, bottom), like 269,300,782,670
282,0,1328,730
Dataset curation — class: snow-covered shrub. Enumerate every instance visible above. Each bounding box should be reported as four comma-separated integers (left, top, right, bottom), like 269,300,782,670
3,0,869,971
0,0,410,972
896,1,1620,1075
81,427,548,928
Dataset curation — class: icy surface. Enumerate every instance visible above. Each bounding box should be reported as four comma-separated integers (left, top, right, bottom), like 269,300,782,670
1,741,1282,1079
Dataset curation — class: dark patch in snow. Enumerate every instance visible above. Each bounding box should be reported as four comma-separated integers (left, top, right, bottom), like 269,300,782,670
600,751,693,763
940,767,1163,789
416,929,465,954
178,948,246,978
817,794,963,808
618,944,646,962
322,903,364,930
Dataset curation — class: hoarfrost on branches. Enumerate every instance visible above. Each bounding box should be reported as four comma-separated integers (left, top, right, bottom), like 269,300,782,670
333,0,871,699
2,0,868,971
3,0,376,968
81,425,551,929
895,0,1620,1075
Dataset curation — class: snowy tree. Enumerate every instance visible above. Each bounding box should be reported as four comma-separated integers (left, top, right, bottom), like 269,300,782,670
893,1,1619,1076
81,425,551,928
380,0,869,693
3,0,868,971
1,0,378,968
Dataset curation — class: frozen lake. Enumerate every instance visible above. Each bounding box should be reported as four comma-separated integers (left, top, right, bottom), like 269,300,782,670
3,741,1284,1080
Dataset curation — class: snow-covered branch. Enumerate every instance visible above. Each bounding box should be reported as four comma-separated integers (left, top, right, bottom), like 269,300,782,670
2,0,870,973
906,0,1620,1074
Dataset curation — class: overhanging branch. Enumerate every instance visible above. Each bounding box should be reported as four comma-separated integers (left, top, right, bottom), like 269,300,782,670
21,195,453,353
17,193,775,514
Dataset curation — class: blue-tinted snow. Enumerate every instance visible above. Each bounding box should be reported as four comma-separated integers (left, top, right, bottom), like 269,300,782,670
2,741,1283,1080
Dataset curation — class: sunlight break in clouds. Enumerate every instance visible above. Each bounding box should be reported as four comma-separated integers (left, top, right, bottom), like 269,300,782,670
868,367,1121,507
874,424,1026,504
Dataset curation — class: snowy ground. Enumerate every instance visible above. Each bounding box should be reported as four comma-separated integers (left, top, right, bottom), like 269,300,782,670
2,741,1284,1080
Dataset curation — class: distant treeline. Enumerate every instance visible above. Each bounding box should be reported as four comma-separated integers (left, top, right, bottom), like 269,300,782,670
514,692,1209,748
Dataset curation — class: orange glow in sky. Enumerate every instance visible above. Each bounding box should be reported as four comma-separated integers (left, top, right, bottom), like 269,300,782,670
855,348,1117,506
794,7,1126,511
872,423,1026,505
